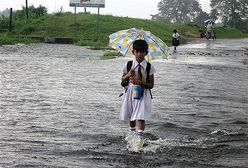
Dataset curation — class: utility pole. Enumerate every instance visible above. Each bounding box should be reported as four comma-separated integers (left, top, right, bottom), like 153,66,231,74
74,6,77,33
9,8,13,32
26,0,28,20
97,7,100,42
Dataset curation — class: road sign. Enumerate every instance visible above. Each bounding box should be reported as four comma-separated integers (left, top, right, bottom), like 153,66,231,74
70,0,105,8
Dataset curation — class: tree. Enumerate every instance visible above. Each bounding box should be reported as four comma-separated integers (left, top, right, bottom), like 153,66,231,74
210,0,248,28
152,0,202,23
0,15,9,31
210,8,218,21
36,5,47,17
14,6,26,20
193,11,210,24
13,5,47,20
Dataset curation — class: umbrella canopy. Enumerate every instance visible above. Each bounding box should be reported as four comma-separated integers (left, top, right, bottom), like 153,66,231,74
204,19,215,25
108,28,169,62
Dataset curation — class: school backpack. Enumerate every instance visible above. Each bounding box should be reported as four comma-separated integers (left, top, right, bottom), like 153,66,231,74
120,60,153,98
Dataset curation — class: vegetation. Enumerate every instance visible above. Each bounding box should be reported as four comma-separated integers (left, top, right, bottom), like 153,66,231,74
210,0,248,32
153,0,203,23
0,33,39,45
101,51,119,60
153,0,248,33
0,7,247,47
13,5,47,20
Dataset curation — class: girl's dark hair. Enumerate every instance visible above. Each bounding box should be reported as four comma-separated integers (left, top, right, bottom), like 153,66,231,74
173,29,177,33
132,39,148,52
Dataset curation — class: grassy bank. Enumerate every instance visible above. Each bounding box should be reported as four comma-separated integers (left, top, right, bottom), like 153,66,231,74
1,12,248,47
0,33,39,45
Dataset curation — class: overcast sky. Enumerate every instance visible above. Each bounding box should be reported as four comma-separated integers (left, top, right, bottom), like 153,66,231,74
1,0,211,19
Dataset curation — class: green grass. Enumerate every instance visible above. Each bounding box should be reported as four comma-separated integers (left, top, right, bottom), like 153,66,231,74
215,26,248,38
0,33,39,45
101,51,119,60
1,12,248,47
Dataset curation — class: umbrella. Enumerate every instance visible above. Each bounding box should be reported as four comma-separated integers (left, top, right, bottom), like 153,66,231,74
108,28,169,62
204,19,215,25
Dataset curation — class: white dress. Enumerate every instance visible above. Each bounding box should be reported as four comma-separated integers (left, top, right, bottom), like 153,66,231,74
119,59,156,121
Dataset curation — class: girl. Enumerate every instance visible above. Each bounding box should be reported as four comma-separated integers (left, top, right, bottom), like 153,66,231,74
172,29,180,52
119,39,155,150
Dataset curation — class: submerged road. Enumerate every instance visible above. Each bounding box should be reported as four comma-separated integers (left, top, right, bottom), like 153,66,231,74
0,39,248,167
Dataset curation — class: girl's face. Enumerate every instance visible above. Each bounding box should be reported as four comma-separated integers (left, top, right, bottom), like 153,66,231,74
133,49,147,63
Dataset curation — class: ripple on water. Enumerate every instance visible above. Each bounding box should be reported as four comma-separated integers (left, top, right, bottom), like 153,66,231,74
0,43,248,167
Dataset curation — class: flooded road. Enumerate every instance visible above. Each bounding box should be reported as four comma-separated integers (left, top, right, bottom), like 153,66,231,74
0,39,248,167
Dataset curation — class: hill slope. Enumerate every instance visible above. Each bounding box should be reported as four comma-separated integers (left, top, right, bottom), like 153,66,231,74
1,12,248,46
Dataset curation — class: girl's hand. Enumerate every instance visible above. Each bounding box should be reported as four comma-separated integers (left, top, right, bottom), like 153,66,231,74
130,70,135,77
126,70,134,78
129,76,134,83
122,70,135,81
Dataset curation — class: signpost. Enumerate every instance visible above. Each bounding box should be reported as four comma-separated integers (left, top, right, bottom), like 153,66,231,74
70,0,105,8
70,0,105,41
9,8,13,32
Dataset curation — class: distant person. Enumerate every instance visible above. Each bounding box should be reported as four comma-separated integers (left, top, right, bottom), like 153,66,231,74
172,29,180,52
206,23,214,39
206,23,213,34
117,46,123,57
119,39,155,152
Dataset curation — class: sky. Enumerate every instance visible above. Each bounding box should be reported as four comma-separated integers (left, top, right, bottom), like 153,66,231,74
1,0,211,19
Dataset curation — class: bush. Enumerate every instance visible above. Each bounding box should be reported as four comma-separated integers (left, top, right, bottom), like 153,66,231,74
0,36,39,45
0,16,9,32
101,51,118,60
20,25,35,34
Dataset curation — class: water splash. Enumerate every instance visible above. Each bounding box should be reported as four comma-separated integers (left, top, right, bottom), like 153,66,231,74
125,133,206,154
125,132,144,153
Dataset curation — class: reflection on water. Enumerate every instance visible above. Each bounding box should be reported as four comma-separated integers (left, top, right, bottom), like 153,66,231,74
206,40,214,49
181,38,248,50
0,43,248,167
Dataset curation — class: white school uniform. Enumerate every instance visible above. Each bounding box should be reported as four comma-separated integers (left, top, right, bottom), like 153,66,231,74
172,32,180,39
119,59,156,121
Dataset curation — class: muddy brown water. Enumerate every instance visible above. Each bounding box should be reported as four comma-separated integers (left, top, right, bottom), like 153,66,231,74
0,39,248,167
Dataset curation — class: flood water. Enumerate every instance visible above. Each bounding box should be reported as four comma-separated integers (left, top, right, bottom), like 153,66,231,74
0,39,248,168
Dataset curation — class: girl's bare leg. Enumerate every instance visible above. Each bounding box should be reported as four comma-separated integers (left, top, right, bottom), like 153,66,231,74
137,120,145,130
129,120,136,132
129,120,136,128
